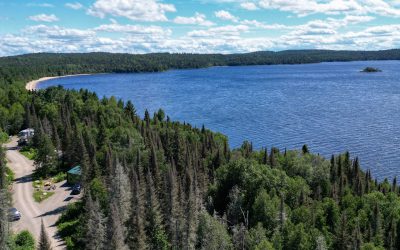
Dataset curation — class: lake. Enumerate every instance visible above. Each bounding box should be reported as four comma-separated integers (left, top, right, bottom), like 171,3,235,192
38,60,400,180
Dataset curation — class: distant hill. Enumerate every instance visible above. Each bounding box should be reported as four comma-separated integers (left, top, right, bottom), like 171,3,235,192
1,49,399,85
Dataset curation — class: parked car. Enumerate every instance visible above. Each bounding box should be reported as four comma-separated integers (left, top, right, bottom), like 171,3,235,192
8,208,21,221
71,184,81,195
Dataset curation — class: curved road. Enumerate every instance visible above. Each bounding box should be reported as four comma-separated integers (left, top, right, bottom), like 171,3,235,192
5,138,80,249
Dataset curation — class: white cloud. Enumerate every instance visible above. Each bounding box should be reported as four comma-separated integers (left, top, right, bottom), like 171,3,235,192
215,10,239,22
1,22,400,57
188,25,249,37
257,0,400,17
94,23,172,37
23,25,95,40
87,0,176,22
65,2,83,10
28,14,59,22
240,2,259,10
27,3,54,8
241,19,289,29
174,13,215,26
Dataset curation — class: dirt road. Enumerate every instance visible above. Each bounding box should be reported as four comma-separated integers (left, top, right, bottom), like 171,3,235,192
5,138,80,249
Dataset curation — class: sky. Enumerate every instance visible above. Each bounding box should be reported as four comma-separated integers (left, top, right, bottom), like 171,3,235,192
0,0,400,56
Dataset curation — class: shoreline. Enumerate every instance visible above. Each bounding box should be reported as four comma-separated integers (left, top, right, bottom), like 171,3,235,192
25,74,92,91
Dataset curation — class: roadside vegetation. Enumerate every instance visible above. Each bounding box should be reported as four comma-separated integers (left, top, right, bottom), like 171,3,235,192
19,146,37,160
2,52,400,249
8,230,35,250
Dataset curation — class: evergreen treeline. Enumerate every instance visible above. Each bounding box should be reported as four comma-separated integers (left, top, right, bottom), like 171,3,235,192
1,49,400,86
1,51,400,249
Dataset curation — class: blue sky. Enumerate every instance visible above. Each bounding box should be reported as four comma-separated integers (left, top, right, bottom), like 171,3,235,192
0,0,400,56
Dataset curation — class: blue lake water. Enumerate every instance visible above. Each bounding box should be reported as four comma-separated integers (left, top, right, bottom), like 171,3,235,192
38,61,400,180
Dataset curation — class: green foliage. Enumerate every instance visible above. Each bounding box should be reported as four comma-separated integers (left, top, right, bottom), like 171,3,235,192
0,129,8,144
52,172,67,183
2,53,400,249
12,230,35,250
196,212,233,249
19,147,37,160
5,167,15,186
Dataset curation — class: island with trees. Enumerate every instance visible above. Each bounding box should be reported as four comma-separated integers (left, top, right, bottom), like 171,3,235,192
1,50,400,250
361,67,382,73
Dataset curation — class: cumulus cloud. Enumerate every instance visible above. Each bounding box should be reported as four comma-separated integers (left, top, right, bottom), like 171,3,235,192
187,25,249,37
23,25,95,40
241,19,289,29
65,2,83,10
215,10,239,22
28,14,59,22
240,2,259,10
1,21,400,57
257,0,400,17
87,0,176,22
174,13,215,26
94,23,172,37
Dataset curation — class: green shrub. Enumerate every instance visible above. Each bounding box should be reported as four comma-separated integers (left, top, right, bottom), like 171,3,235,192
19,147,37,160
53,172,67,183
14,230,35,250
0,129,8,144
58,220,79,237
65,236,75,250
5,167,15,185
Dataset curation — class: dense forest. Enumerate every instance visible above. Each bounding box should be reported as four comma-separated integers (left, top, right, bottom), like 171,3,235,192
1,49,400,86
1,51,400,250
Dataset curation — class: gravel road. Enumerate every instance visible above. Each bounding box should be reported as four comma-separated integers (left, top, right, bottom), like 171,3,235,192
5,138,80,249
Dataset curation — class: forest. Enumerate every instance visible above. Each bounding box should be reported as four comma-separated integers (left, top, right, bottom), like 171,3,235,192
1,49,400,87
1,51,400,250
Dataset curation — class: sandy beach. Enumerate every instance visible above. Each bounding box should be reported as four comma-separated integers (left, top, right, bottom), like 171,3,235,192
25,74,92,91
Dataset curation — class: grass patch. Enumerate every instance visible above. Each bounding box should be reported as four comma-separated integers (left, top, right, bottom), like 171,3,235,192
52,172,67,183
19,147,37,160
33,189,54,202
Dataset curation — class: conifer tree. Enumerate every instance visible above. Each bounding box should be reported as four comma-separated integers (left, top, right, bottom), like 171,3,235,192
263,147,268,165
84,194,106,250
145,169,169,250
302,144,309,155
127,170,147,249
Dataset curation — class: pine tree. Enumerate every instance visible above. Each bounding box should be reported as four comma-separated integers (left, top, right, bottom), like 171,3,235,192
38,219,52,250
144,169,169,250
392,177,397,193
263,147,268,165
84,194,106,250
107,203,129,250
127,170,147,249
165,164,182,248
330,155,336,183
302,144,309,154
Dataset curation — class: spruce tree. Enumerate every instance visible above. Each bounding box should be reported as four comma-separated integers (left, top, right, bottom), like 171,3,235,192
84,194,106,250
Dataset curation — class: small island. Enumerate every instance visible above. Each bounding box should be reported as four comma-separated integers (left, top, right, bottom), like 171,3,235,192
361,67,382,73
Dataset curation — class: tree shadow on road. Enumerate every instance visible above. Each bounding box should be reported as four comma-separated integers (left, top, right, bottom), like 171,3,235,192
36,205,67,218
14,174,33,184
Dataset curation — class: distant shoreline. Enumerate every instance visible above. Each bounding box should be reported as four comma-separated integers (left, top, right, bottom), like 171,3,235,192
25,74,92,91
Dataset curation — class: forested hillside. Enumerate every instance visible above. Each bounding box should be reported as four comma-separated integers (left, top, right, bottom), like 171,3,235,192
1,49,400,86
1,51,400,249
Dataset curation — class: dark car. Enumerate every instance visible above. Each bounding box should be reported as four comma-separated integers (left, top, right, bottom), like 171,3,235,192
71,184,81,195
8,208,21,221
